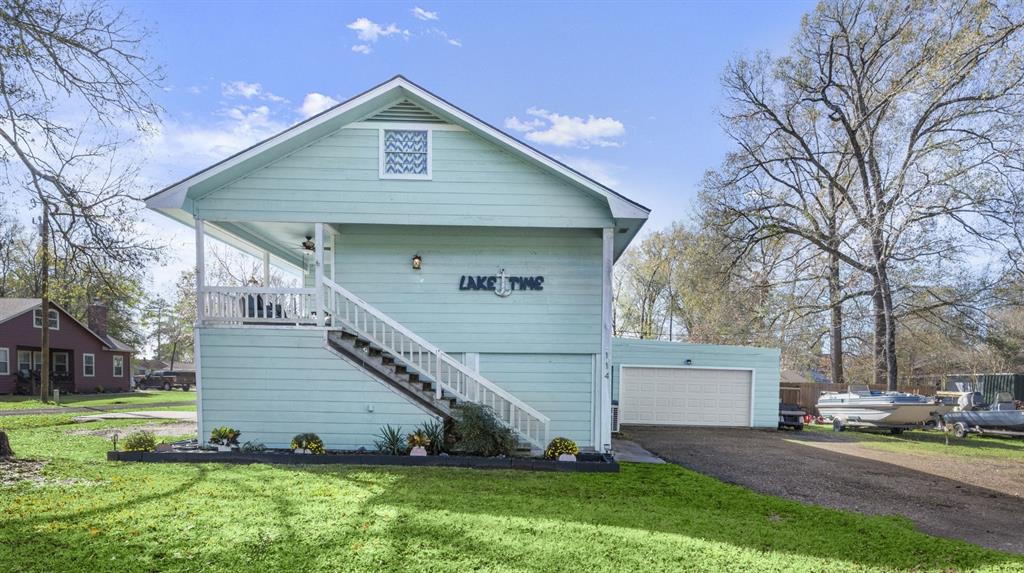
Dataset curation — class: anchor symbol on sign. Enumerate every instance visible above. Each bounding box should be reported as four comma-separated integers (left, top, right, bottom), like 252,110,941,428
495,268,512,297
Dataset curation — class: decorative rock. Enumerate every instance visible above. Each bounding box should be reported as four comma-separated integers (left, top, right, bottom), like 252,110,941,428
410,446,428,457
558,453,577,462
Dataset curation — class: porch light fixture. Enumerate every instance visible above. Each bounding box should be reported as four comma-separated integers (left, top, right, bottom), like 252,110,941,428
684,359,693,366
301,236,315,251
411,254,422,270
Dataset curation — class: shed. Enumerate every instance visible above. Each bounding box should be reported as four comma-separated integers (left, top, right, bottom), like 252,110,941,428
611,338,781,429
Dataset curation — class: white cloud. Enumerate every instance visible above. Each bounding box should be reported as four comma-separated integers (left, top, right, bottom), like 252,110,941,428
504,107,625,148
447,38,462,47
222,80,263,99
347,17,408,43
411,7,438,21
504,116,544,133
187,85,205,95
298,92,340,118
352,44,372,55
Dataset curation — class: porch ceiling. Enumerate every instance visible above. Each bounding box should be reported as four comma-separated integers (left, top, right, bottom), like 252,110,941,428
205,221,332,273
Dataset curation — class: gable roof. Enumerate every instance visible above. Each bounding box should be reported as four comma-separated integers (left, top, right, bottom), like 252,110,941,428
0,298,135,353
0,298,40,324
146,75,650,258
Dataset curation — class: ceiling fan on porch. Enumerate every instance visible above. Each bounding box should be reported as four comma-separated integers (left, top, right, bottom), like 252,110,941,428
292,236,332,253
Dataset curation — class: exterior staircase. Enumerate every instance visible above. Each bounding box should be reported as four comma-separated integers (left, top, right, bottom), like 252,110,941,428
320,278,550,449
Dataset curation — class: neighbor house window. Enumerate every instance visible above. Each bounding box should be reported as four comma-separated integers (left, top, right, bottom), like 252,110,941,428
83,354,95,377
380,129,431,179
53,352,69,374
113,355,124,378
32,351,42,370
17,350,31,372
32,308,59,330
0,348,8,375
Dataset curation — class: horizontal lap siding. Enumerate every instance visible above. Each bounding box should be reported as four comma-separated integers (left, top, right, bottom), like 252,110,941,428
611,338,781,428
479,353,594,448
194,129,613,228
199,328,433,449
334,226,603,354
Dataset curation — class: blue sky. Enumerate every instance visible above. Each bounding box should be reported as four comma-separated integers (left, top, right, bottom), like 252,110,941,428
124,0,814,291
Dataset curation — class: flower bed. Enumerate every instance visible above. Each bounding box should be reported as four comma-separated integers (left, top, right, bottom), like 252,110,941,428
106,449,618,473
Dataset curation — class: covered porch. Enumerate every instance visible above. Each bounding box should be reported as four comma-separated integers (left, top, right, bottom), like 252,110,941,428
193,220,337,327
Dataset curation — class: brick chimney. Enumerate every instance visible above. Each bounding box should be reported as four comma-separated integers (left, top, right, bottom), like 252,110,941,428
87,298,108,338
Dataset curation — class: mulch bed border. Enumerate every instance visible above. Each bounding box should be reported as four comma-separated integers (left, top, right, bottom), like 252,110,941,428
107,450,619,473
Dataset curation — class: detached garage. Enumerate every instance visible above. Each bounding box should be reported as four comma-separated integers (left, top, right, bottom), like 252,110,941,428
612,338,780,429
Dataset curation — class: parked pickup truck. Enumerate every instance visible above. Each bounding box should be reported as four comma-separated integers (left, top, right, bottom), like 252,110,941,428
136,370,196,391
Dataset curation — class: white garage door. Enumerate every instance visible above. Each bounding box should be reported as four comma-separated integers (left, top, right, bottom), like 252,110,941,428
619,367,752,427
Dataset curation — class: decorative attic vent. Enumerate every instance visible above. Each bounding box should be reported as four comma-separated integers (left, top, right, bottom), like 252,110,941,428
366,99,445,123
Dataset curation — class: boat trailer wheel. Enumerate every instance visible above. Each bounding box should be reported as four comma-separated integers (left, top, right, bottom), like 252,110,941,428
953,422,968,439
832,418,845,432
889,427,904,435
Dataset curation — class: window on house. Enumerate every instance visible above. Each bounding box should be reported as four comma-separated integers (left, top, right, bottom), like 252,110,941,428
113,355,124,378
83,354,95,377
380,129,431,179
32,308,59,330
0,348,8,375
17,350,31,372
53,352,69,374
32,351,42,370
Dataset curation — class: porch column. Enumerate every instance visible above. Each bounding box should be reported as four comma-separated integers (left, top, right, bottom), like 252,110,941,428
314,223,325,326
599,227,613,452
195,218,205,323
262,250,271,286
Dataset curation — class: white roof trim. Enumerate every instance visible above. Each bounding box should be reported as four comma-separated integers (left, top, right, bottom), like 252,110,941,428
145,76,649,220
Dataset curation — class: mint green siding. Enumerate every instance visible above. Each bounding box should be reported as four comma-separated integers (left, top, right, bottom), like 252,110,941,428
199,328,434,449
611,338,781,428
193,128,614,228
334,225,602,355
479,353,594,446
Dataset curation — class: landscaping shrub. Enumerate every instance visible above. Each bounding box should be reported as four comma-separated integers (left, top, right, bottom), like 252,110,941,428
240,441,266,452
122,431,156,452
417,419,446,455
544,437,579,460
291,433,325,454
209,426,240,446
406,429,430,450
451,403,515,457
374,425,407,455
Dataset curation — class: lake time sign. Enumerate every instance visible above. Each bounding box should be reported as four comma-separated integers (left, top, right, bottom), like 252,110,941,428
459,269,544,298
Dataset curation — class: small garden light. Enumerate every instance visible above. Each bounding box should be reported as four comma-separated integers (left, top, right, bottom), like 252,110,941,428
412,254,422,270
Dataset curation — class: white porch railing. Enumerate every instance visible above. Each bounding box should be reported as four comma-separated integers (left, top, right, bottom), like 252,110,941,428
321,277,550,448
200,286,319,325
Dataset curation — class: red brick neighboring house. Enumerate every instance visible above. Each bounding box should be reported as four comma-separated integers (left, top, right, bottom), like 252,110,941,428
0,298,134,394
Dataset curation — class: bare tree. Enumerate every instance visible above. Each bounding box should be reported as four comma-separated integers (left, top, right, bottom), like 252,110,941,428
705,0,1024,389
0,0,162,401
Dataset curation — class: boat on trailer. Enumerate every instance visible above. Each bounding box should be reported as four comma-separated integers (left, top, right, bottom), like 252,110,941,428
941,392,1024,438
817,385,951,433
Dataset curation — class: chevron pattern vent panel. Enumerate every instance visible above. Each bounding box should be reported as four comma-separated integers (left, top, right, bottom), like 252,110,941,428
383,130,429,175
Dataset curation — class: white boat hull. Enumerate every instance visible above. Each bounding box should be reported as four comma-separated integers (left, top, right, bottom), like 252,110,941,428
819,403,951,425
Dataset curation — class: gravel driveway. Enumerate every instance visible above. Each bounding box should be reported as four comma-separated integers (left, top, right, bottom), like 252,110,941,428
623,425,1024,554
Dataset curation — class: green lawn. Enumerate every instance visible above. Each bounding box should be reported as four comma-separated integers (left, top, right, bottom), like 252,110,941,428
804,423,1024,462
1,416,1022,572
0,390,195,411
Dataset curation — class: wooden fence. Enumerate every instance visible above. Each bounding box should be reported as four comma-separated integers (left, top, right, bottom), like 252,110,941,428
780,383,938,416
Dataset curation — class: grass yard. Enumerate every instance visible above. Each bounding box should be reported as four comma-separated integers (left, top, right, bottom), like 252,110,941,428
1,416,1023,572
805,423,1024,462
0,389,195,411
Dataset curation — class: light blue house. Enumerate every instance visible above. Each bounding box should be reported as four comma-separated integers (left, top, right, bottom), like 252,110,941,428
147,76,779,452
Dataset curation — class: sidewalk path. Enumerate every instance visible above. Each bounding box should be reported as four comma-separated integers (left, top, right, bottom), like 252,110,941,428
0,401,195,417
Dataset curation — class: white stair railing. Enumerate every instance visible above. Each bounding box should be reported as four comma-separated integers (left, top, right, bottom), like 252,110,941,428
321,277,550,448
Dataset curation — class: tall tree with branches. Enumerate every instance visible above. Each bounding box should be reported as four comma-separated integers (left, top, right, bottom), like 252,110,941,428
704,0,1024,389
0,0,162,401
